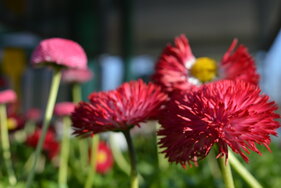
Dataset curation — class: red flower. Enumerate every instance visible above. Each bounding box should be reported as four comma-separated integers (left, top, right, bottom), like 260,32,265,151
158,80,280,166
31,38,87,69
221,39,259,85
94,141,113,174
26,129,60,159
153,35,259,93
71,79,167,137
7,113,25,132
153,35,196,92
26,108,41,122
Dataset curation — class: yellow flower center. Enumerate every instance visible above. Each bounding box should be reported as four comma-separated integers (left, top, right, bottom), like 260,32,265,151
97,150,107,164
7,118,17,130
190,57,217,83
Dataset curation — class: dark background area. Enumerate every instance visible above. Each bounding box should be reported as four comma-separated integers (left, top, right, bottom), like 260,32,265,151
0,0,281,108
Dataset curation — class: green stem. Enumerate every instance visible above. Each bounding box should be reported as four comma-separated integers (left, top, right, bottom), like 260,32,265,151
85,135,100,188
229,151,263,188
123,130,139,188
58,117,71,188
72,83,82,103
218,156,235,188
72,83,88,169
109,133,130,175
207,150,222,180
0,104,17,186
25,120,36,134
155,122,168,170
109,133,144,183
26,68,61,188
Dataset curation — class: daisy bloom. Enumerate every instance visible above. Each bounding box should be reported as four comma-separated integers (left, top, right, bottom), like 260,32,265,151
26,128,60,159
153,35,259,93
71,79,167,137
31,38,87,69
0,90,17,104
62,68,93,83
54,102,75,117
94,141,113,174
158,80,280,166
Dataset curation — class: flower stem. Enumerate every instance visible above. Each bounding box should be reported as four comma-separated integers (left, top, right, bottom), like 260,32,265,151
207,150,222,180
0,104,17,186
72,83,82,103
123,130,139,188
155,122,168,170
58,116,71,188
109,133,130,176
72,83,88,169
218,156,235,188
85,135,99,188
229,151,263,188
26,68,61,188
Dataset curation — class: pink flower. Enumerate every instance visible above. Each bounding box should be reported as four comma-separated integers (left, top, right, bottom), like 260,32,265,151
0,90,17,104
71,79,167,137
31,38,87,69
26,108,41,122
54,102,75,117
62,68,93,83
153,35,259,93
158,80,280,166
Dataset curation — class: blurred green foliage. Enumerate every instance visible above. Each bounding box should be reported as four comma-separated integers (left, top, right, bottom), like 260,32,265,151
0,130,280,188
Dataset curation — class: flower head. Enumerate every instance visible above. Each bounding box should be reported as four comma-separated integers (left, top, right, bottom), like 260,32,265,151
31,38,87,69
153,35,259,93
6,113,25,132
221,39,259,85
26,128,60,159
54,102,75,117
71,79,167,137
158,80,280,166
62,68,93,83
26,108,41,122
0,89,17,104
94,141,113,174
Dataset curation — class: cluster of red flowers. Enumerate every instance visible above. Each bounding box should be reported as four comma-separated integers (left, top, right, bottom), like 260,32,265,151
26,129,60,159
71,34,280,166
155,35,279,165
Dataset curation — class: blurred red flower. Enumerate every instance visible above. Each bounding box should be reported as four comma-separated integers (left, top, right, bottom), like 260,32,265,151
153,35,259,93
94,141,113,174
7,113,25,132
26,128,60,159
26,108,41,122
71,79,167,137
62,68,93,83
158,80,280,166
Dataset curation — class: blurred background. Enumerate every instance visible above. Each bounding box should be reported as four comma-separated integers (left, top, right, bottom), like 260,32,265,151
0,0,281,109
1,1,281,187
